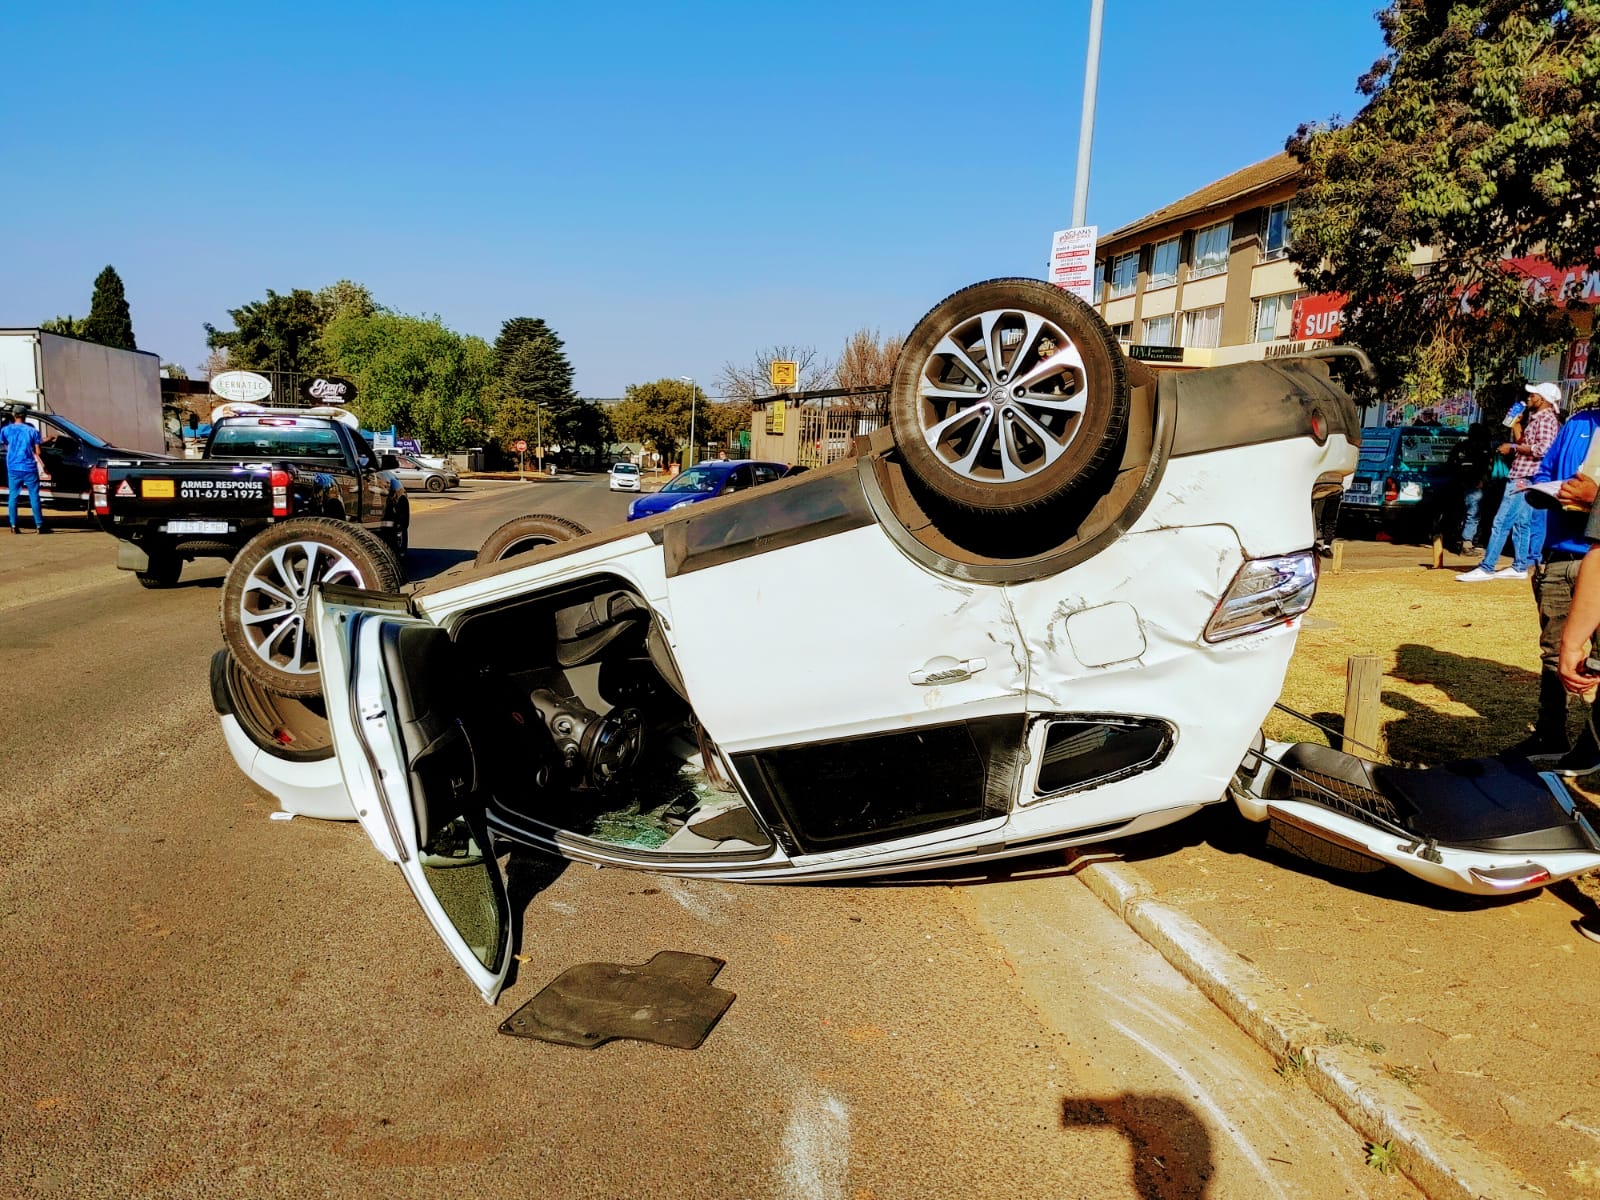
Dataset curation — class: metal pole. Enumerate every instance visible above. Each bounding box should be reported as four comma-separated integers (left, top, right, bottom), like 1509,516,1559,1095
1072,0,1105,228
681,376,696,467
536,405,543,472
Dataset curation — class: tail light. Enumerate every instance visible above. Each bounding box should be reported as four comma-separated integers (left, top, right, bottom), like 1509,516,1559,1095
270,468,291,517
90,465,109,514
1384,476,1398,502
1205,552,1319,642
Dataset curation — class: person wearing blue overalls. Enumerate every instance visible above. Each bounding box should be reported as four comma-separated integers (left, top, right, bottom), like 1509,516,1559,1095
2,410,50,534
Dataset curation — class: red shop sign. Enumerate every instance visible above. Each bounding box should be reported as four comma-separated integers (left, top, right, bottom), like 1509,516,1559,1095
1569,339,1591,382
1291,292,1346,341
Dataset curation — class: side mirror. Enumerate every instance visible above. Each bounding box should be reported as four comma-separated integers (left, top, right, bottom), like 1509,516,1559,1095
380,454,400,471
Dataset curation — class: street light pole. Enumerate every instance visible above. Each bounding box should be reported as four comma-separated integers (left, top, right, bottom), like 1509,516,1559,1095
1072,0,1105,227
680,376,696,468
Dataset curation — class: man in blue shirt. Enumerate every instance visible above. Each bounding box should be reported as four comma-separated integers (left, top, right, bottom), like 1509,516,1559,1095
1515,403,1600,769
2,410,50,534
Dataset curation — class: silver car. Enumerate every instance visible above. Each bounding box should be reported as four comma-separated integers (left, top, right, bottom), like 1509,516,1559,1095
390,453,459,493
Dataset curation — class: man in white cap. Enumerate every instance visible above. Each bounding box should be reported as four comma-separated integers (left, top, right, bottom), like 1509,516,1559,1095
1456,381,1562,583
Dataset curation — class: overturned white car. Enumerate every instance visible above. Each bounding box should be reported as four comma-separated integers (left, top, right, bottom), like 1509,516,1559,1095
210,279,1600,1002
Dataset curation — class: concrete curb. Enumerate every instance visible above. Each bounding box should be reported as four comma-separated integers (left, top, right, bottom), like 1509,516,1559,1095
1067,851,1542,1200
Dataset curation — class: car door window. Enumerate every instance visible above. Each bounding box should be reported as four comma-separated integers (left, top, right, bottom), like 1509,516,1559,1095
738,715,1022,854
721,465,756,494
753,464,783,485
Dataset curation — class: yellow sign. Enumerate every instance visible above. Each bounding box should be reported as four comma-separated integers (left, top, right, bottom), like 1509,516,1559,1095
770,360,798,390
768,400,787,434
142,479,175,499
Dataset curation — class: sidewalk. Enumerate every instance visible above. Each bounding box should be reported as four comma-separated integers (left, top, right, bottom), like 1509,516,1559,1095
1072,538,1600,1199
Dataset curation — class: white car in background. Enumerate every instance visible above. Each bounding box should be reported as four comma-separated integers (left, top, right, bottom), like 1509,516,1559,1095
210,279,1599,1005
608,461,642,491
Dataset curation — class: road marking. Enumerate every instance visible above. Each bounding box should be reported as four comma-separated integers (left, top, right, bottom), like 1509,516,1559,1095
776,1086,851,1200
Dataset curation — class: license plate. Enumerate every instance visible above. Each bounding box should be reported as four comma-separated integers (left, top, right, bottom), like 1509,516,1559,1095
142,479,175,499
166,520,229,534
1342,492,1381,506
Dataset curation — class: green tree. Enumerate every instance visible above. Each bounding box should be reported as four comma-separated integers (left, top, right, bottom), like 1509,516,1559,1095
492,317,585,443
1288,0,1600,399
701,401,752,456
205,288,329,375
39,315,82,338
161,362,187,379
80,266,137,350
610,378,699,463
319,311,495,452
316,280,376,324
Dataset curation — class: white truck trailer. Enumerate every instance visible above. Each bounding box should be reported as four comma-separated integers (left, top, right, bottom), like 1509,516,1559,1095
0,330,164,454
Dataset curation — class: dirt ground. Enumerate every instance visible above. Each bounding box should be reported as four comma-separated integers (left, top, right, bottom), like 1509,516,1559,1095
1116,542,1600,1199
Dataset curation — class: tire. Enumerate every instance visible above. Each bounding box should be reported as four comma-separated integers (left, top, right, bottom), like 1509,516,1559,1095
425,474,446,493
887,277,1129,515
135,552,182,589
386,498,411,563
475,513,590,566
220,517,405,698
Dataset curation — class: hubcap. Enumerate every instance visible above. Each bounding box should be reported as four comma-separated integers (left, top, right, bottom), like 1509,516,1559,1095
237,540,365,676
915,307,1091,485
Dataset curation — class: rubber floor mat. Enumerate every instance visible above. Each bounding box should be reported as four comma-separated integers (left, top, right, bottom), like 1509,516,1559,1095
498,951,735,1050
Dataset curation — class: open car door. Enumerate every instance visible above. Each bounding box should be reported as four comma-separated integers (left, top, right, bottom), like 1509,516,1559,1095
314,589,513,1003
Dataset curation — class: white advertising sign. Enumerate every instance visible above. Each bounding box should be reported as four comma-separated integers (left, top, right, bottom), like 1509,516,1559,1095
1049,226,1098,303
209,370,272,403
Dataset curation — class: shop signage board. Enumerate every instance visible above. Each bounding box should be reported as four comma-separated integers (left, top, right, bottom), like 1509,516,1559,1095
1049,226,1098,303
209,371,272,403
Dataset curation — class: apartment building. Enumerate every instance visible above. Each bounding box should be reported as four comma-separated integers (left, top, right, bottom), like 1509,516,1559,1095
1091,153,1594,422
1092,152,1310,371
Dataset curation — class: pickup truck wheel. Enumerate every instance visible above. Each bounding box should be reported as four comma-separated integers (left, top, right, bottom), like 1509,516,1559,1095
475,513,590,566
425,474,446,493
887,277,1129,515
385,499,410,563
220,518,405,698
135,552,182,589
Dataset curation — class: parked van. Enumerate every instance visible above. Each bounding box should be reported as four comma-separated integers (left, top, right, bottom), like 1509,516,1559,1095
1338,424,1465,539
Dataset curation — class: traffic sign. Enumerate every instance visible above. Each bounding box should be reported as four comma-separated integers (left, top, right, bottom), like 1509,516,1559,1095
514,439,528,453
770,360,798,390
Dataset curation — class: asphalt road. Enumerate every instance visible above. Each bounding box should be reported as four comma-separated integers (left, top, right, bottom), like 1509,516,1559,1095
0,479,1414,1200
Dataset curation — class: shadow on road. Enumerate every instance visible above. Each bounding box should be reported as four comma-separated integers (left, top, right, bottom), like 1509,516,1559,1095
1061,1093,1214,1198
404,546,477,582
502,851,571,991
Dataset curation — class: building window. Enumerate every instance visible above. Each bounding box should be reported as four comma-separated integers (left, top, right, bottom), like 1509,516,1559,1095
1108,252,1138,299
1141,314,1174,347
1149,237,1180,289
1253,291,1299,342
1260,202,1292,262
1093,261,1105,301
1109,323,1132,342
1191,221,1231,279
1182,305,1224,349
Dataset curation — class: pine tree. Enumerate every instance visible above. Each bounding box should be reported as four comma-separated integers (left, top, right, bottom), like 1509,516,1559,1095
492,317,580,442
80,266,137,350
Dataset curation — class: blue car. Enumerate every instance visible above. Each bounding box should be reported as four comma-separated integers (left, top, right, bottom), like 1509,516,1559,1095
626,459,790,520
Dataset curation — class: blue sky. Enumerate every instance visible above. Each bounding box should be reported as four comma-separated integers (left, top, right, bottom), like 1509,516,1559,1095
3,1,1385,399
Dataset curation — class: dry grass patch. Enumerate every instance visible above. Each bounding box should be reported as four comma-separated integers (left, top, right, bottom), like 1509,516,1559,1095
1268,564,1549,764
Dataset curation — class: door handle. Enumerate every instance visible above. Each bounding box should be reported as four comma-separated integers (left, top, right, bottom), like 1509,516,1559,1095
909,656,988,686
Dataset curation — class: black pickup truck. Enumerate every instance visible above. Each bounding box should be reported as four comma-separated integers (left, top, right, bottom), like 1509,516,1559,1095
93,410,410,588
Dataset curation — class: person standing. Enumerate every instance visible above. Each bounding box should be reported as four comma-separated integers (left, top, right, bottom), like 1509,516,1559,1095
1456,382,1562,581
1440,422,1493,553
2,410,50,534
1507,397,1600,767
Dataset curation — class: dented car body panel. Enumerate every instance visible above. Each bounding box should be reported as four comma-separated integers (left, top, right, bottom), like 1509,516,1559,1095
235,280,1600,1004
